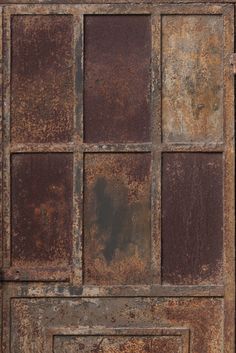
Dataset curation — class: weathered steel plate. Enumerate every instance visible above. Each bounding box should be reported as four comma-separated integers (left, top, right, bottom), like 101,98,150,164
11,153,73,267
162,153,223,285
84,153,151,284
10,297,223,353
84,15,151,143
54,335,183,353
11,15,74,143
162,15,223,143
0,5,234,353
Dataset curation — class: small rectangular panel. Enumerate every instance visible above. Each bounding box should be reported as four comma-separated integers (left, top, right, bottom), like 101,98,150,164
11,153,73,267
84,15,151,143
54,336,182,353
11,15,74,143
162,153,223,285
162,15,223,143
84,153,151,284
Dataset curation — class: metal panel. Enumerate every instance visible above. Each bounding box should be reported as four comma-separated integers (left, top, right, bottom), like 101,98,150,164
53,336,183,353
11,15,74,143
9,296,223,353
162,15,223,143
0,5,234,353
84,15,151,143
162,153,223,285
11,153,73,267
84,153,151,284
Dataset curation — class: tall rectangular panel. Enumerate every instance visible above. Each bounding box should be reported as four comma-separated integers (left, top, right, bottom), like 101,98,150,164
162,153,223,285
11,15,74,143
84,153,151,284
11,153,73,267
84,15,151,143
162,15,223,143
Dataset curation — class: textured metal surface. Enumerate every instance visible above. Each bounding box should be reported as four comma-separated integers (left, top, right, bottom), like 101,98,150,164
1,0,236,3
84,153,151,284
0,5,234,353
162,153,223,285
11,15,74,143
54,335,183,353
162,15,223,143
84,15,151,143
11,153,73,267
9,296,223,353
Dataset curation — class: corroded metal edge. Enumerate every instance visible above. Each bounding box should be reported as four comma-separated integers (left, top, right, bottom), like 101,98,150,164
223,5,235,353
0,0,235,4
2,282,226,297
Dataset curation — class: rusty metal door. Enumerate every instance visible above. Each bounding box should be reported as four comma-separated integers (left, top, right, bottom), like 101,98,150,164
0,4,235,353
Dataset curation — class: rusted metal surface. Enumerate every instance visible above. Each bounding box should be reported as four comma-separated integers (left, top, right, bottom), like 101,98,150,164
230,53,236,74
162,153,223,285
8,295,223,353
0,0,235,4
54,335,183,353
0,5,234,353
11,15,74,143
84,15,151,143
84,153,151,284
11,153,73,267
162,15,223,143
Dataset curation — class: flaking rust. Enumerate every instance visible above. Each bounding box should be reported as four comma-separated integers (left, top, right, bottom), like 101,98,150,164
84,153,152,285
1,5,234,353
11,15,74,143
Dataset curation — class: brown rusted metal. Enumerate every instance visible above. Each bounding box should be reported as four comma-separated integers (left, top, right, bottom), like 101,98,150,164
54,335,184,353
84,15,151,143
3,289,224,353
230,53,236,74
11,153,73,268
84,153,151,284
11,15,74,143
162,152,223,285
0,4,234,353
162,15,223,143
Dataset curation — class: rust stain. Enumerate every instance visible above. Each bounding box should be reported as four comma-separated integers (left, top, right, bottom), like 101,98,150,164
11,15,74,143
11,153,73,267
84,153,151,284
162,153,223,285
84,15,151,143
162,15,223,143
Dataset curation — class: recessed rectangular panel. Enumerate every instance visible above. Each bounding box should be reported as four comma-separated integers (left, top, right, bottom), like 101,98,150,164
11,297,223,353
162,153,223,284
84,153,151,284
11,153,73,267
162,15,223,143
54,336,182,353
11,15,74,143
84,15,151,143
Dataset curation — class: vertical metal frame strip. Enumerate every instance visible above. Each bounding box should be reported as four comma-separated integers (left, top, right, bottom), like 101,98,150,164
151,13,162,284
223,5,235,353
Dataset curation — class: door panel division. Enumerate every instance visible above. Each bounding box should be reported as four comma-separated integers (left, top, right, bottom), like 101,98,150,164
0,4,234,353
